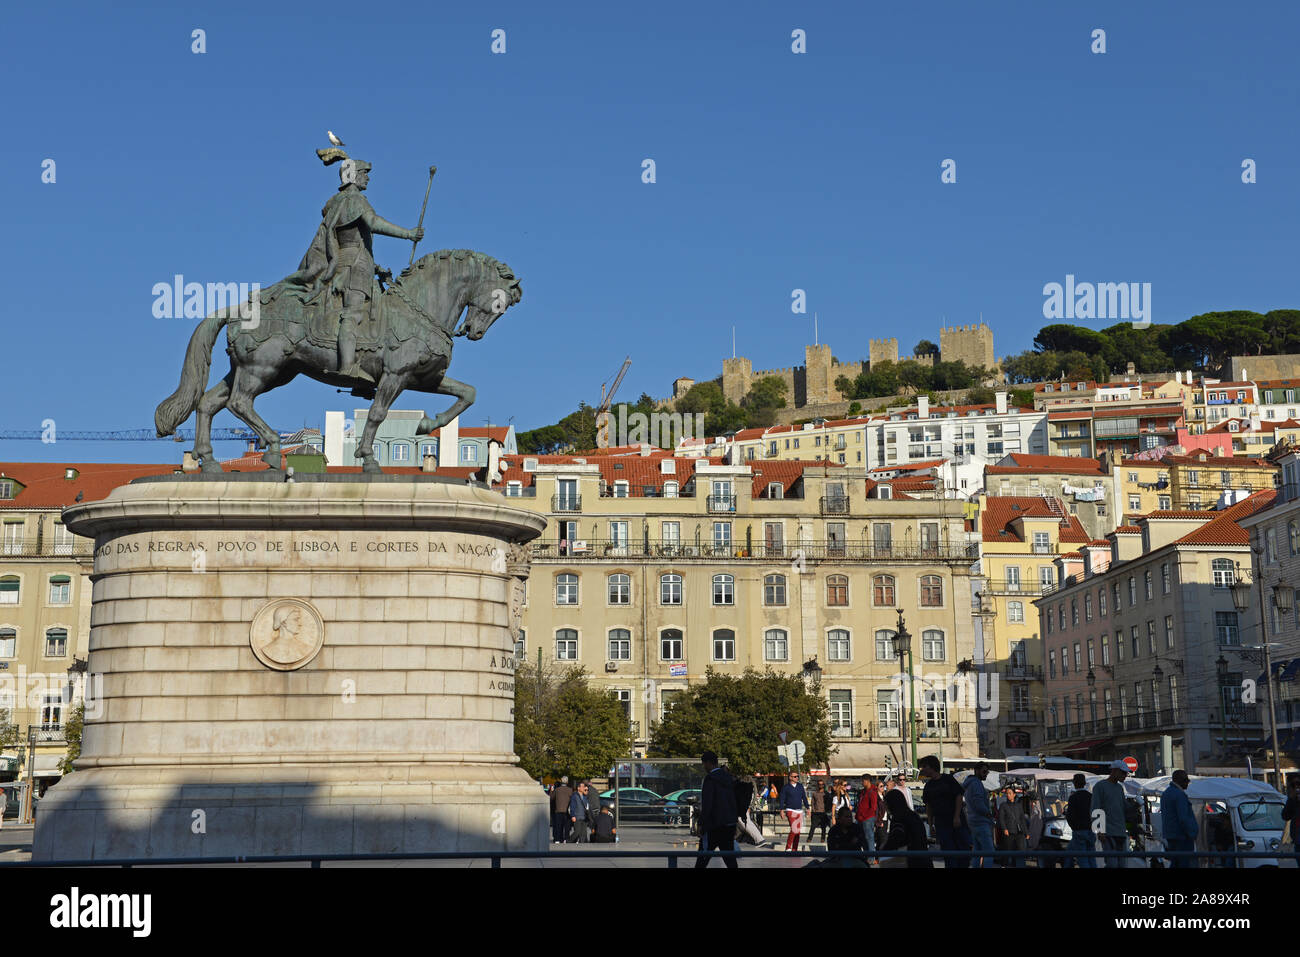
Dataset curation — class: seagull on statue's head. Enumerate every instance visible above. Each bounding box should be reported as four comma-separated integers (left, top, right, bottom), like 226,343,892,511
327,130,345,147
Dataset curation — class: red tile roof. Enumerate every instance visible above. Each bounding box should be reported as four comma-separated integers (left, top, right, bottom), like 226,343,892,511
0,462,181,508
1114,526,1142,534
1173,490,1277,546
980,496,1088,544
986,454,1106,477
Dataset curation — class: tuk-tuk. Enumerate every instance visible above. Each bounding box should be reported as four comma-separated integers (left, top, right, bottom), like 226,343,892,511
1141,776,1287,868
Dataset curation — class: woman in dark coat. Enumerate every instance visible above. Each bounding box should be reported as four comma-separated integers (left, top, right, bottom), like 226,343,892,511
881,788,932,868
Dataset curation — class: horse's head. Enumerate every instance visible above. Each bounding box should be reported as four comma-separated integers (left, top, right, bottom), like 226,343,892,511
404,249,522,341
458,254,522,341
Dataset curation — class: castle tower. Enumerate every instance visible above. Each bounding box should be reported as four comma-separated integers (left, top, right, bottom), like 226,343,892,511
722,357,753,405
939,322,995,370
804,344,833,406
868,337,898,368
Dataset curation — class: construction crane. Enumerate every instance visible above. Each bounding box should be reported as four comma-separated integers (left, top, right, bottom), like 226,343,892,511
0,427,299,447
597,357,632,415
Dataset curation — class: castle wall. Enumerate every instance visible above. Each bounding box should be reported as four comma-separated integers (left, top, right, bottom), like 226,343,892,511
940,322,995,370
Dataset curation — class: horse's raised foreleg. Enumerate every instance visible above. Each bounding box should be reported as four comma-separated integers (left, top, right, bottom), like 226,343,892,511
414,374,476,435
194,372,234,474
356,373,408,474
226,365,284,471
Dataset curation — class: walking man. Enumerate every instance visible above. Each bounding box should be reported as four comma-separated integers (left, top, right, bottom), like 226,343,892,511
1064,773,1095,868
551,776,573,844
696,751,739,868
919,755,971,868
568,781,590,843
1161,770,1198,869
963,763,995,868
781,771,809,851
1091,760,1131,867
809,780,830,844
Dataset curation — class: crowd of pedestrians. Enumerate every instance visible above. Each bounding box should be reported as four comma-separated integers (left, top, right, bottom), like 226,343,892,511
545,776,615,844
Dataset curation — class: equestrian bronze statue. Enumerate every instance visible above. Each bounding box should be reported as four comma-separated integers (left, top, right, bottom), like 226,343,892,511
155,147,521,474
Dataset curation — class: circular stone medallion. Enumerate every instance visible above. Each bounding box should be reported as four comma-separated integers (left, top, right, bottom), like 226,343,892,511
250,598,325,671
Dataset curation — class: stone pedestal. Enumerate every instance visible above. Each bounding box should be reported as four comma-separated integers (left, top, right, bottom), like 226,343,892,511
32,476,547,861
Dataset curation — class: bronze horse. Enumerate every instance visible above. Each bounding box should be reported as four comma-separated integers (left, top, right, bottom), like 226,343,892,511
155,249,521,473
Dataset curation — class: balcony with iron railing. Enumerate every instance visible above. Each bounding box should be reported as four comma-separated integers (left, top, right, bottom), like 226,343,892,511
819,496,850,516
598,485,700,500
1002,665,1044,680
705,494,737,514
982,580,1048,596
830,721,962,742
530,539,978,562
551,494,582,513
0,538,94,559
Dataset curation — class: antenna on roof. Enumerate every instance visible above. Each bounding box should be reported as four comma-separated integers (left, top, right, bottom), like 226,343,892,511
814,313,819,346
732,325,736,359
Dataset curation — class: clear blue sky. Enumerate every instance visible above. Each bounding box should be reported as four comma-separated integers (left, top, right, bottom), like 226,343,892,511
5,0,1299,464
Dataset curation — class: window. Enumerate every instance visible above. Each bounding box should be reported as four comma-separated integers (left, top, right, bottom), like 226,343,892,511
1144,571,1152,601
763,574,787,606
1211,559,1235,588
556,628,578,660
660,573,682,605
1128,576,1136,605
875,629,897,661
505,481,523,497
712,574,734,606
391,443,410,462
612,480,629,498
1112,580,1121,611
660,628,684,660
420,443,437,461
40,692,62,730
556,573,579,605
1008,600,1024,623
44,628,67,657
1101,633,1111,666
1130,625,1140,658
661,688,683,720
1215,610,1240,645
2,521,23,556
1099,587,1107,617
1048,649,1056,679
1116,629,1126,662
827,575,848,606
829,690,853,733
609,522,629,553
1159,495,1171,509
514,629,526,662
0,576,17,605
713,522,732,551
1085,594,1093,621
1060,647,1069,677
1164,615,1174,650
1291,522,1300,557
1161,563,1170,594
1032,532,1050,554
1005,566,1021,592
1129,494,1141,511
921,629,945,661
872,575,895,606
1087,638,1095,667
828,628,851,661
712,629,736,661
52,522,74,556
607,573,631,605
0,628,15,657
877,689,901,732
1071,600,1078,626
1073,642,1082,672
663,481,679,498
764,629,789,662
1266,528,1278,564
661,521,680,548
924,689,948,732
919,575,943,607
47,575,71,605
873,523,892,554
608,628,631,660
1146,620,1156,654
460,443,477,464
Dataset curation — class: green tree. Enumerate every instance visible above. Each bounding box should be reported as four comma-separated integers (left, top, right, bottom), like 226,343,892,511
513,662,634,780
0,708,18,751
913,339,938,357
59,702,84,775
740,376,789,427
675,381,748,436
648,668,831,775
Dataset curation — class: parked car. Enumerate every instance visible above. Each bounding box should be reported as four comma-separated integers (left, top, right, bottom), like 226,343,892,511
662,788,701,826
599,787,666,823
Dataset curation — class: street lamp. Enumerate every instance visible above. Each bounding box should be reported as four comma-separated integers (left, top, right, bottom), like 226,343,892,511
1216,654,1229,757
895,608,917,772
1086,668,1096,689
801,656,823,685
1229,553,1286,788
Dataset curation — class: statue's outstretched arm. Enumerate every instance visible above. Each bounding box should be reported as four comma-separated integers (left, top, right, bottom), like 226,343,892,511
365,210,422,242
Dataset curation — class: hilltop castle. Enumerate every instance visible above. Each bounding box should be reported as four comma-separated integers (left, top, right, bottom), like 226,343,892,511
670,323,997,416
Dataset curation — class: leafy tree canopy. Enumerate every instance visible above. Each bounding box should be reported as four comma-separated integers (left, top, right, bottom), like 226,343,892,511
648,668,831,775
514,663,635,781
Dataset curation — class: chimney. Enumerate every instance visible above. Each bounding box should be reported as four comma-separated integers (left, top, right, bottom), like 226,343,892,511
918,396,930,419
995,391,1008,414
438,415,460,468
421,450,437,473
1126,361,1136,376
182,451,200,472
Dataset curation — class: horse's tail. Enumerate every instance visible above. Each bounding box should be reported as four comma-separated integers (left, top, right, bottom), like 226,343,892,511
154,311,232,436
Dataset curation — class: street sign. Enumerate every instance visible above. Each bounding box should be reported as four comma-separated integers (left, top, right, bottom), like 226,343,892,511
669,663,687,677
1123,755,1139,773
778,730,790,745
790,740,806,764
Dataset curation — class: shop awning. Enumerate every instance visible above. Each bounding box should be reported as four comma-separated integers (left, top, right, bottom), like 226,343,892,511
32,755,64,778
1060,737,1112,753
